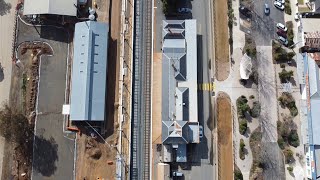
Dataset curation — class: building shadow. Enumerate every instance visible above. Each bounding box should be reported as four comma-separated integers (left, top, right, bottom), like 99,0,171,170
0,0,11,16
32,135,58,177
105,38,117,138
40,26,71,43
0,68,4,82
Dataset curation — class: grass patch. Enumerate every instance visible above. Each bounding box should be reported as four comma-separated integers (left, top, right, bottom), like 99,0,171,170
228,0,234,52
243,35,257,59
249,127,264,179
286,21,294,47
298,0,304,4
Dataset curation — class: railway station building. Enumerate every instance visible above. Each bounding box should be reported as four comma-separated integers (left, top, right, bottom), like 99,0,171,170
161,19,199,163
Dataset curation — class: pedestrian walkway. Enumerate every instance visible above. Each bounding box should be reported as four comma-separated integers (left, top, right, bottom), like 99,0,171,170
0,0,18,178
198,83,215,91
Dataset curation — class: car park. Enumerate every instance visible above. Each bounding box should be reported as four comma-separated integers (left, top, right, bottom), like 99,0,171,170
278,36,288,46
274,1,285,10
276,23,287,32
264,3,270,15
177,8,192,13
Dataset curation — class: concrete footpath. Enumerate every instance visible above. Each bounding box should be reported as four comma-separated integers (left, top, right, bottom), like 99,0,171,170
0,0,18,178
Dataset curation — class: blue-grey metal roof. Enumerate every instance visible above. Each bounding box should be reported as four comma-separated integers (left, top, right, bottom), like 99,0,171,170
70,21,109,121
176,144,187,162
314,145,320,178
310,99,320,145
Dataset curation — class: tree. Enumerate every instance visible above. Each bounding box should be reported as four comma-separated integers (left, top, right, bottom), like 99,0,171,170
0,104,33,144
288,130,300,147
278,69,293,83
237,96,250,118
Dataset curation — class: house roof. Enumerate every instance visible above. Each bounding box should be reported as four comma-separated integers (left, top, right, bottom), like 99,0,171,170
70,21,109,121
23,0,77,16
162,121,188,144
161,19,198,124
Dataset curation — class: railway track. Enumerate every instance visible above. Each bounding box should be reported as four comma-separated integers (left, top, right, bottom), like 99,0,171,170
130,0,153,179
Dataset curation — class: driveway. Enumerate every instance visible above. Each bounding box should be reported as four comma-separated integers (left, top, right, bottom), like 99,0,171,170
15,18,75,180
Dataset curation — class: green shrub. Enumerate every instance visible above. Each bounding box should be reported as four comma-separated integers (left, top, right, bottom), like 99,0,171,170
250,101,261,118
280,63,286,68
285,4,292,15
287,166,293,172
237,96,250,118
239,119,248,135
289,106,298,117
288,130,300,147
239,139,246,160
278,69,294,83
278,137,286,150
234,169,243,180
284,149,294,164
249,95,255,99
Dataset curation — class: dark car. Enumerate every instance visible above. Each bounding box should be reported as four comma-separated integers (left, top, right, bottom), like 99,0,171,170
277,29,287,38
239,6,252,18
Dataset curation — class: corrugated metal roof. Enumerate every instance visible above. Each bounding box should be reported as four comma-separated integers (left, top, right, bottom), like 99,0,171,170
23,0,77,16
308,56,320,98
70,21,109,121
310,99,320,145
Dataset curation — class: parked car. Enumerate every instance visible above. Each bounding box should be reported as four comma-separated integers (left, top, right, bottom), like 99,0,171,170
278,36,288,46
177,8,192,13
274,1,285,10
199,125,203,140
173,171,184,177
276,23,288,32
277,29,287,38
275,0,285,4
264,3,270,15
239,6,252,18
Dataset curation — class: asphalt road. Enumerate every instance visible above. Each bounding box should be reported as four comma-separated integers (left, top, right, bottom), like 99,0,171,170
15,20,75,180
251,0,285,46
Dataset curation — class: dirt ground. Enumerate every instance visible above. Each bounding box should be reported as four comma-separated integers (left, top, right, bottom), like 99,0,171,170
152,53,162,144
76,131,117,180
217,92,233,180
214,0,230,81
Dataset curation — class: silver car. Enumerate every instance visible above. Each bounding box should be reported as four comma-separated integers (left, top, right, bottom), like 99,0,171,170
264,3,270,15
278,36,288,46
274,1,285,10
